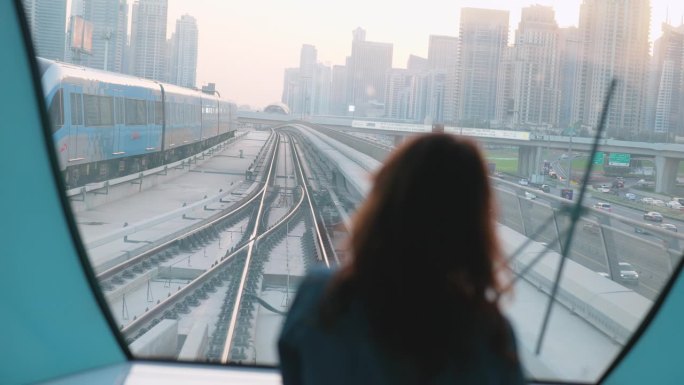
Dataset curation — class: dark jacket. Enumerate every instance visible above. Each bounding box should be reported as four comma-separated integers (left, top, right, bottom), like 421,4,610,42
278,269,526,385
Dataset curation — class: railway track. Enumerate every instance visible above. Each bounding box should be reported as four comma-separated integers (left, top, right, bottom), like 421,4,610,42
112,128,337,363
95,132,280,291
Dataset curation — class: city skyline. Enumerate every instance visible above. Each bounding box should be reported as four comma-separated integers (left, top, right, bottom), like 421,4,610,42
162,0,684,108
278,1,684,138
54,0,684,108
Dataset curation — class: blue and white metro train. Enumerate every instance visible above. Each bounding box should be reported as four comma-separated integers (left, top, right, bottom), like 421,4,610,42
38,58,237,188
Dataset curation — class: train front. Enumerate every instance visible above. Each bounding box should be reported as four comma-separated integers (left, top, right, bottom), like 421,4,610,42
38,58,69,176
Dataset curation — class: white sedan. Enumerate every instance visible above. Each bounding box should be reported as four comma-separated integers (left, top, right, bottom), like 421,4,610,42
643,211,664,222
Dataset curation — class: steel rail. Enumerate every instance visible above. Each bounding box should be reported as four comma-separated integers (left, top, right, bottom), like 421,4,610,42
96,131,278,281
120,131,290,339
121,184,305,340
289,132,334,267
220,132,281,363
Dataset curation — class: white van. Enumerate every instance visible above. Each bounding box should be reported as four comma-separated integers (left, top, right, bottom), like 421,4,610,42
593,202,611,211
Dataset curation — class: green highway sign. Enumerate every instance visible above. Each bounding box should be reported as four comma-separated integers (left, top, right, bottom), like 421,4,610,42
608,152,631,167
592,152,605,165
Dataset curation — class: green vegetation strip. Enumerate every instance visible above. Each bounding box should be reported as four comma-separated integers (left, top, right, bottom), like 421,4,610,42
487,158,518,174
592,191,684,222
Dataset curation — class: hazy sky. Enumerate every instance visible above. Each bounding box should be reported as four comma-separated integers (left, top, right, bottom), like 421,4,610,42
101,1,684,108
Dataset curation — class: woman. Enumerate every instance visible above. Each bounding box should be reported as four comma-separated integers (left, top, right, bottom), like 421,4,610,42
278,134,524,384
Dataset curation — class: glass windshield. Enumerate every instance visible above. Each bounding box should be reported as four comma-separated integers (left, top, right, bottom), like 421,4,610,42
23,0,684,382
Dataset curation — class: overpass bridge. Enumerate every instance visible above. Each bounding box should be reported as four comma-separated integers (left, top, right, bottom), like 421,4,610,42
237,111,684,193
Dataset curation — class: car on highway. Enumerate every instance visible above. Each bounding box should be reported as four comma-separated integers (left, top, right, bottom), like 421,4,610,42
618,262,639,285
660,223,678,232
643,211,663,222
597,271,610,279
652,199,665,207
641,197,654,204
637,179,653,187
518,178,529,186
666,200,682,209
549,170,558,179
613,178,625,188
598,187,611,193
625,192,637,201
539,184,551,193
524,191,537,200
593,202,612,211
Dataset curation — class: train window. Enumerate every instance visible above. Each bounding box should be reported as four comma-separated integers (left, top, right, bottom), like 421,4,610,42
155,101,163,125
48,88,63,132
115,98,125,125
99,96,114,126
136,99,147,125
24,1,684,383
83,94,100,127
125,99,146,125
70,93,83,126
147,101,155,124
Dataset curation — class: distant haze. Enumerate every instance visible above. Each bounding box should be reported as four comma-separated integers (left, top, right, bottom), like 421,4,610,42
72,1,684,109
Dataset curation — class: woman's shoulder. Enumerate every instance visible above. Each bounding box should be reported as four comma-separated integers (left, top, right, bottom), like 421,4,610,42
295,268,335,304
280,269,334,344
280,268,335,334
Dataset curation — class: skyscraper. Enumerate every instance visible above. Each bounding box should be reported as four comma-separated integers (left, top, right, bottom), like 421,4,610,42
66,0,128,72
385,69,415,120
498,5,559,130
557,27,581,130
573,0,650,139
169,14,199,88
129,0,168,81
22,0,67,61
296,44,317,115
283,45,331,116
407,55,428,72
494,46,515,128
346,28,393,117
329,65,348,116
313,63,331,116
647,23,684,136
457,8,509,127
427,35,458,123
281,67,300,109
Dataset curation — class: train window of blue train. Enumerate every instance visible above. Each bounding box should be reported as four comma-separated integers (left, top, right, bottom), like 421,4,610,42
21,0,684,383
155,102,163,124
48,88,63,131
147,101,154,124
83,94,100,127
70,93,83,126
115,98,125,125
125,99,145,125
99,96,114,126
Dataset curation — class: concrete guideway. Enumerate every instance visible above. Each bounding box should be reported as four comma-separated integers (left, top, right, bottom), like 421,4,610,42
239,112,684,194
292,122,672,383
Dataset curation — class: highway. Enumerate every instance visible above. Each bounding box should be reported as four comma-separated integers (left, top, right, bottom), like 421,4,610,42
492,177,680,300
346,130,683,301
